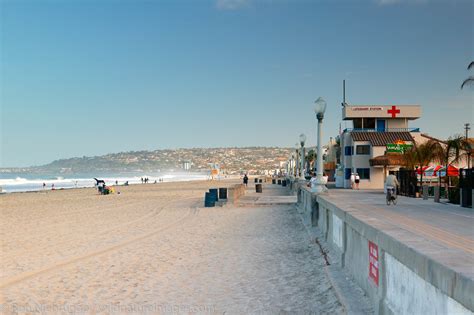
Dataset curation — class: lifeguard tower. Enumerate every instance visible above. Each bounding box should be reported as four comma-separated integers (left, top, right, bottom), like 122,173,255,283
340,104,422,189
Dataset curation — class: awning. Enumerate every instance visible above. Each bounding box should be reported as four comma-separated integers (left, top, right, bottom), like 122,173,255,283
436,165,459,177
416,165,459,177
369,153,405,167
417,166,433,175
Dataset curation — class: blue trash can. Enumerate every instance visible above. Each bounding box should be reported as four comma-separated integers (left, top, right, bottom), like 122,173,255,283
209,188,219,202
204,192,215,207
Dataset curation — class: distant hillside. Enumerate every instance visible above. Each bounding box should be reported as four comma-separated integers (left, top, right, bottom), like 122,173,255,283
1,147,293,175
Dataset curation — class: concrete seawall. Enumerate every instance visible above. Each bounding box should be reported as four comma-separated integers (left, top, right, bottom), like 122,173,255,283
290,179,474,315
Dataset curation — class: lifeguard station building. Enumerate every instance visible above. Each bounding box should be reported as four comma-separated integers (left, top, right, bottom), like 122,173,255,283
340,104,422,189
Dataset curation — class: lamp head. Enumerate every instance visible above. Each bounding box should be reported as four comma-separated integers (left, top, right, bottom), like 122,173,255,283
299,133,306,146
314,97,327,118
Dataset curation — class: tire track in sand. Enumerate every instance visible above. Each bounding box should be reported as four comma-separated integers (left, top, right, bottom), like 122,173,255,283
0,197,200,289
1,197,185,261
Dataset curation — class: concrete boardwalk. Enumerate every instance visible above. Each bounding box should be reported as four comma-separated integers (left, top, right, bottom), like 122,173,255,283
322,189,474,280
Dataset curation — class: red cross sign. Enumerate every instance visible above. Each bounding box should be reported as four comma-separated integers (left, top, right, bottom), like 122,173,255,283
387,105,400,118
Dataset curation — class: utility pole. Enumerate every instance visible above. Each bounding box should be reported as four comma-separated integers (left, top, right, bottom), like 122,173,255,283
341,80,346,107
465,123,471,168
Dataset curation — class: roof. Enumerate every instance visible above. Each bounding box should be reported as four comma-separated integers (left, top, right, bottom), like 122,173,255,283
351,131,414,146
342,104,421,120
370,153,406,167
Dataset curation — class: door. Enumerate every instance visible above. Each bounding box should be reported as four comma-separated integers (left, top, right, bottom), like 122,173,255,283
377,119,386,131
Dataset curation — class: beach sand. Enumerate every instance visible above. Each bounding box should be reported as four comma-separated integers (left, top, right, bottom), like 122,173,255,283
0,180,343,314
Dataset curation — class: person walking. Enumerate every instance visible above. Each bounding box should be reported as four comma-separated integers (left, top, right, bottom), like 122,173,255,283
354,173,360,190
310,172,318,192
243,174,249,187
350,173,356,189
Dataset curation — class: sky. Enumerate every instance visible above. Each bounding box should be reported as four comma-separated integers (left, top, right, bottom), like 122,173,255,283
0,0,472,167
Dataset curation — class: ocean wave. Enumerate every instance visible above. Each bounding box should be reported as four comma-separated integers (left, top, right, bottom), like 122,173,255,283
0,173,209,193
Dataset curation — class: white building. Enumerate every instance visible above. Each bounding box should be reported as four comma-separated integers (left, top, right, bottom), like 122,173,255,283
340,104,422,189
182,161,192,170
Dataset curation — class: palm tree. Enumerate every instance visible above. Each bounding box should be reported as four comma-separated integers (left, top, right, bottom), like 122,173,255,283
404,140,444,186
306,149,316,172
402,147,417,171
444,136,470,167
461,61,474,89
441,136,471,192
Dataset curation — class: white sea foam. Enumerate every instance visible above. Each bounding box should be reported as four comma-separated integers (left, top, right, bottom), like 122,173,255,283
0,173,210,193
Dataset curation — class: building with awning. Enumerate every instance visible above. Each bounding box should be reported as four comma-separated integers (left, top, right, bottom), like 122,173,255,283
340,104,422,189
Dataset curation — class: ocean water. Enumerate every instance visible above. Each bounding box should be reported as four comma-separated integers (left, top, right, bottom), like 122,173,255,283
0,172,211,193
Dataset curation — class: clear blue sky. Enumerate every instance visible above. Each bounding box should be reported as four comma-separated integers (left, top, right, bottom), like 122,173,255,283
1,0,472,167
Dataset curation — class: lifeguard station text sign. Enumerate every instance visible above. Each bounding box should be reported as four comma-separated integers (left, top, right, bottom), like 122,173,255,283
342,105,421,120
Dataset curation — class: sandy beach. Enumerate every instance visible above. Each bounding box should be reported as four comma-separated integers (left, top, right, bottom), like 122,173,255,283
0,180,343,314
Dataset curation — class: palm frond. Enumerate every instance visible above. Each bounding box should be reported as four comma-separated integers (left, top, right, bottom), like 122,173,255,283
468,61,474,70
461,76,474,89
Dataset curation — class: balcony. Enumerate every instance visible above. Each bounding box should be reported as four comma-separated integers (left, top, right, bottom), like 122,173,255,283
343,128,420,133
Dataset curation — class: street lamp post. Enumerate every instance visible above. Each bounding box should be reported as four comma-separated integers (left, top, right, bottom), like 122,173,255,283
295,143,300,177
299,133,306,179
287,154,292,176
313,97,328,193
291,153,295,177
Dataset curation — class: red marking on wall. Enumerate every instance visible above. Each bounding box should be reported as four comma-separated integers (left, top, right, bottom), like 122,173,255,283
369,241,379,286
387,105,401,118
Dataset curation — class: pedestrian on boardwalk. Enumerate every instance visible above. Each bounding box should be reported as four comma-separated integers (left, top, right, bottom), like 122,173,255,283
354,173,360,190
309,172,317,191
350,173,356,189
243,174,248,187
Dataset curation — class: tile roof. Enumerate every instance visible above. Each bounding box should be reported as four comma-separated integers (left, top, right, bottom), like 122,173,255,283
351,131,414,146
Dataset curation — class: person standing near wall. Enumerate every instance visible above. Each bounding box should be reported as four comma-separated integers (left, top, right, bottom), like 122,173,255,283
243,174,248,187
355,173,360,190
310,172,318,192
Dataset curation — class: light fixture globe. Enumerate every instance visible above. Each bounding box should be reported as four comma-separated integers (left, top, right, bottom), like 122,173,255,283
314,97,327,117
299,133,306,146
